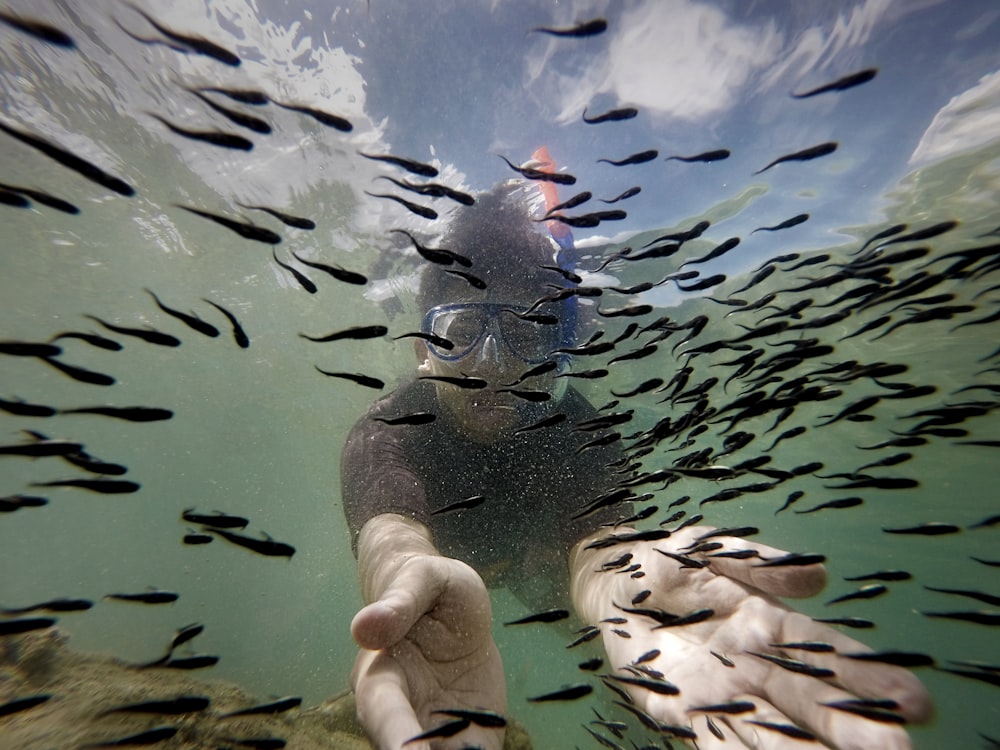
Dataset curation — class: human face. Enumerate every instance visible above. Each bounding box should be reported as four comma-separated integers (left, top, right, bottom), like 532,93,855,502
418,302,567,442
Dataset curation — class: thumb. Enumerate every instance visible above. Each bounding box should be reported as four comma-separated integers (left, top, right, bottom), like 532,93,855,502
351,557,445,650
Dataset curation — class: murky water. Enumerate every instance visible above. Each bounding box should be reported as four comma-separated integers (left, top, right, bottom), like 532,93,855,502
2,2,998,748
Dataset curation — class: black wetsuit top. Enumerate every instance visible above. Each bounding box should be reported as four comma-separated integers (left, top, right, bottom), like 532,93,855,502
341,379,623,606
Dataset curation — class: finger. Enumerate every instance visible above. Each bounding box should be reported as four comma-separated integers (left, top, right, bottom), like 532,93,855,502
352,648,429,750
779,612,933,722
351,558,446,650
761,665,915,750
723,693,828,749
700,535,827,599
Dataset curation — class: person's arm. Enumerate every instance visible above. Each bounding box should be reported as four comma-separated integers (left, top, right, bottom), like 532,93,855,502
569,525,932,749
350,513,507,750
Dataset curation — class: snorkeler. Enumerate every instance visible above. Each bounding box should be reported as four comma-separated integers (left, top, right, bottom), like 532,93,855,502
340,184,932,749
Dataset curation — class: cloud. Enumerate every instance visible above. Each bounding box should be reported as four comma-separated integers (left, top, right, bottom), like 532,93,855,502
530,0,783,124
909,69,1000,166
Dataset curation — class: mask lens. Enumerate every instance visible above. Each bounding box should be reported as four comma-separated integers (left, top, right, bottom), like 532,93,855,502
427,307,486,358
499,312,562,363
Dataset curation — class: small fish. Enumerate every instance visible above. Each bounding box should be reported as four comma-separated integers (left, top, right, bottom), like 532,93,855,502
531,18,607,37
582,107,638,124
822,701,906,724
922,610,1000,626
176,205,281,244
160,655,219,670
882,523,960,535
0,616,56,636
826,584,887,606
743,719,817,741
748,651,835,678
606,674,679,695
528,684,594,702
169,623,205,651
770,641,835,653
59,405,173,422
364,191,437,220
845,570,912,582
104,695,210,715
372,412,436,426
754,552,826,567
795,497,863,514
290,251,368,285
0,120,135,196
188,92,271,134
0,694,51,718
403,717,470,744
271,247,317,292
183,532,212,545
431,495,487,515
181,509,248,529
844,651,935,668
237,204,313,229
50,331,122,350
198,87,269,105
969,513,1000,529
221,697,302,717
708,651,736,668
359,151,437,177
274,101,351,131
813,616,875,629
208,528,295,558
127,5,240,65
147,113,253,150
515,413,566,434
203,299,250,348
84,725,179,747
375,175,475,206
675,273,726,292
690,700,756,714
665,149,730,163
752,213,809,233
611,379,662,398
498,155,577,185
145,289,219,337
599,186,641,203
433,708,506,728
418,375,487,389
565,628,601,648
598,149,659,167
924,586,1000,607
106,590,178,604
299,325,387,343
0,598,92,614
597,304,653,318
0,439,84,457
792,68,878,98
505,609,570,626
829,476,920,491
578,657,604,671
754,142,838,174
84,315,180,347
32,478,139,494
0,10,74,47
444,268,487,289
0,182,79,213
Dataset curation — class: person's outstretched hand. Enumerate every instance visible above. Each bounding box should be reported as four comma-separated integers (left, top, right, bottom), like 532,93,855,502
571,524,933,749
351,551,506,750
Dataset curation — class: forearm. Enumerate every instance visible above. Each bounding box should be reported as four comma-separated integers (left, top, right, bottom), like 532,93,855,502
357,513,439,604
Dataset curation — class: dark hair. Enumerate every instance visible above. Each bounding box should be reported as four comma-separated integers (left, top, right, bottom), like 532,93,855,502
416,183,560,314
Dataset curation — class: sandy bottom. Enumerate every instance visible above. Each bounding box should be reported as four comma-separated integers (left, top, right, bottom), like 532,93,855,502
0,628,532,749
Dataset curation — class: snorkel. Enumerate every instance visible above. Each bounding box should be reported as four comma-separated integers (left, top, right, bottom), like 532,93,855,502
527,145,581,362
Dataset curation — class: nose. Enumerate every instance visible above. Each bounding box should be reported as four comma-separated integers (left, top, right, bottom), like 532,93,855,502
476,333,500,366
